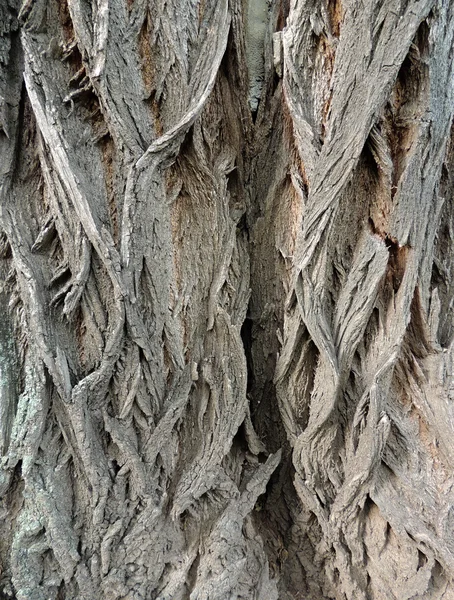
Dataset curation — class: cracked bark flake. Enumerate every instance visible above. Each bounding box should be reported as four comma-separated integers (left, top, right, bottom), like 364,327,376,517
0,0,454,599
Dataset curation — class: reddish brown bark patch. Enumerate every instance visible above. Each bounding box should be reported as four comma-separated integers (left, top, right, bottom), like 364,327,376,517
327,0,343,38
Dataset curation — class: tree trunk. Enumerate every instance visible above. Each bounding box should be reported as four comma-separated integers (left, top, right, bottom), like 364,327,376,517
1,0,454,598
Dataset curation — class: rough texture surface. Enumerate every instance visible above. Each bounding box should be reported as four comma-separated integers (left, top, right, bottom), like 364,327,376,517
0,0,454,599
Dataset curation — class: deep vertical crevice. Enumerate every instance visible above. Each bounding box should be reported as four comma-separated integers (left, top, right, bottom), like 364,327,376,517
245,0,269,113
240,314,255,394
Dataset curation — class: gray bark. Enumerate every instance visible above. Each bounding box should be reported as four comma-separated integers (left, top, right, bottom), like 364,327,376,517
0,0,454,598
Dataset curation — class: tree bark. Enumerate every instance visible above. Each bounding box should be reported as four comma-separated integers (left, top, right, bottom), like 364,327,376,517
1,0,454,598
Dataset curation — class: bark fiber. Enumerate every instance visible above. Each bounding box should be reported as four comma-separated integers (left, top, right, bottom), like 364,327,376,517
1,0,454,598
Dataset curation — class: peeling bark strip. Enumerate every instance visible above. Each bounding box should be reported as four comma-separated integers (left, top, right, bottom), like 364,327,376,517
0,0,454,598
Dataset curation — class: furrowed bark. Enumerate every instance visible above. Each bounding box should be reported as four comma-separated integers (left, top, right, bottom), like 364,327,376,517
1,0,454,599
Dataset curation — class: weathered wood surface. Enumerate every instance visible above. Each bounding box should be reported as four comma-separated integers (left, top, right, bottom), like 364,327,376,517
0,0,454,598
